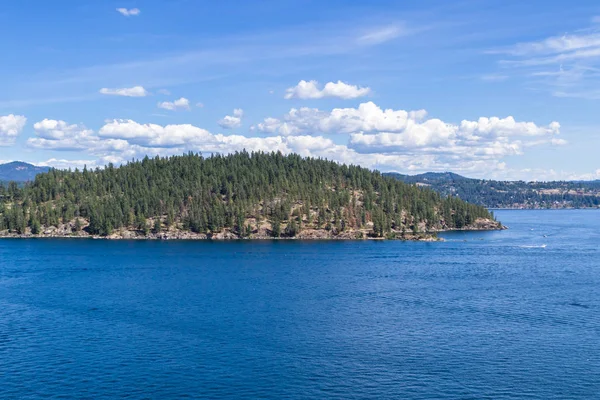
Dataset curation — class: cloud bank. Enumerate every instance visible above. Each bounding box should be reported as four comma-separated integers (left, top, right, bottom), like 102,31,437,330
23,101,564,178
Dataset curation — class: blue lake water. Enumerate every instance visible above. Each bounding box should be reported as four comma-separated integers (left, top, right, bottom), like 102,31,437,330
1,210,599,399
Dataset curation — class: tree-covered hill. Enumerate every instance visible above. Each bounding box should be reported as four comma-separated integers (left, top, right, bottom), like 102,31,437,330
0,152,499,239
385,172,600,209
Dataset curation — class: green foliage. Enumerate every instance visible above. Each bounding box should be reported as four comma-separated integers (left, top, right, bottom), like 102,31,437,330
385,172,600,209
270,217,281,238
285,219,299,237
0,152,495,237
153,218,162,234
30,217,41,235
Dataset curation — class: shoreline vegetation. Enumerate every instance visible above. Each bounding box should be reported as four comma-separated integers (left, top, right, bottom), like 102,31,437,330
0,152,504,242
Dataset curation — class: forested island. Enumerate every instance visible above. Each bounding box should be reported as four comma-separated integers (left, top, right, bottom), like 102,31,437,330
0,152,501,240
385,172,600,209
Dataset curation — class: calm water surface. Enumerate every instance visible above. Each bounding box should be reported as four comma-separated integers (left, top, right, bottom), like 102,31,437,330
1,210,599,399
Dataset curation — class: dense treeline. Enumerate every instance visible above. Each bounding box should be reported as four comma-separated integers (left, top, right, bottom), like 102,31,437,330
386,172,600,209
0,152,495,237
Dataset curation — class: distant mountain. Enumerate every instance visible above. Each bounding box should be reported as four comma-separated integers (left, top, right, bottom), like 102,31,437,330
384,172,600,209
0,162,50,182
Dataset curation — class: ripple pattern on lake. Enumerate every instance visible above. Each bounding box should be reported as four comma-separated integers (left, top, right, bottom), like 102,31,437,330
1,210,600,399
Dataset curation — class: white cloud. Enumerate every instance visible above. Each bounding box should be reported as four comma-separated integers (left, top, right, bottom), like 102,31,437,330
196,102,204,108
29,119,95,150
37,158,99,170
493,23,600,98
157,97,191,111
116,8,140,17
218,109,243,129
99,120,213,147
255,102,428,135
254,101,563,167
498,33,600,57
255,102,559,139
0,114,27,146
357,25,406,45
285,80,371,100
459,117,560,138
100,86,148,97
157,89,171,95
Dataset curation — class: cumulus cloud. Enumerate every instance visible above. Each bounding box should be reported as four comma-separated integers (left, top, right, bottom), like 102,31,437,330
254,101,563,163
285,80,371,100
255,102,428,135
157,97,191,111
218,109,243,129
99,120,213,147
29,119,96,150
100,86,148,97
0,114,27,145
116,8,140,17
459,117,560,138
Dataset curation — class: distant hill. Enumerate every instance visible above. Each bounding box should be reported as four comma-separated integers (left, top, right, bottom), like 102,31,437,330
0,162,50,182
384,172,600,209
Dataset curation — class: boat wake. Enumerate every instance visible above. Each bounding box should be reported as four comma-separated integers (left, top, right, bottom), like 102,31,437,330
519,244,547,249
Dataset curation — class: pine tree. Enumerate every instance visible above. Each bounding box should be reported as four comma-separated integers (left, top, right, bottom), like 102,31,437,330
31,218,41,235
153,218,162,234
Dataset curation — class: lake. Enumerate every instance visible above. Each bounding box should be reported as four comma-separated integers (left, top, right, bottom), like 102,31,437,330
1,210,599,399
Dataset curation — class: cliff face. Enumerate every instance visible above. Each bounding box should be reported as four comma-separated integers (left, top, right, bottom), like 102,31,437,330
0,217,504,241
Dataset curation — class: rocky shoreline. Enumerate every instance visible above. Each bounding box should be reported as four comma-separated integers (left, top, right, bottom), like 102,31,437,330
0,218,505,242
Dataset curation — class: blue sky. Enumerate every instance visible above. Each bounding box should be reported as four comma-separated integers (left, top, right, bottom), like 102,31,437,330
1,0,600,180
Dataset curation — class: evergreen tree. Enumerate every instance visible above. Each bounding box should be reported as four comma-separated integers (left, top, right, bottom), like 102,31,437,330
153,218,162,234
30,218,41,235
